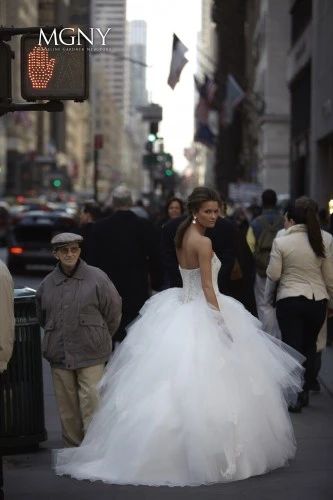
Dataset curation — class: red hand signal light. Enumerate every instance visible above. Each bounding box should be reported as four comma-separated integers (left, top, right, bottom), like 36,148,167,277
28,46,55,89
21,34,89,101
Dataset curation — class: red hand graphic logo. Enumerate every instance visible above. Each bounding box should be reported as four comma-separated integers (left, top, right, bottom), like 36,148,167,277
28,46,55,89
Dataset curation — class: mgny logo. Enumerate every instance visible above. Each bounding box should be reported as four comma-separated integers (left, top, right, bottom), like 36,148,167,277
38,28,111,46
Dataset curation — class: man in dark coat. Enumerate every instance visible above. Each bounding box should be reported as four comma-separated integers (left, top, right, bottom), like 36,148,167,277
160,214,236,293
79,202,102,262
87,186,163,343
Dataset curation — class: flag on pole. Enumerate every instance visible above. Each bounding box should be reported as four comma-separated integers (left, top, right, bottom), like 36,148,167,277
194,75,217,147
194,75,217,105
167,34,189,89
222,74,245,126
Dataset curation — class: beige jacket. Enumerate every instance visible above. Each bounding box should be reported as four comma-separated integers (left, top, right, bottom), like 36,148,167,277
36,260,122,370
0,261,15,373
266,225,333,305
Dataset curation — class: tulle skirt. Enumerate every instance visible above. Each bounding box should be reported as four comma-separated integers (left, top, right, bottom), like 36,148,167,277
54,289,304,486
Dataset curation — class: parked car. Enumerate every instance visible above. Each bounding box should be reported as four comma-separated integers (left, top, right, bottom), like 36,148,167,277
7,211,79,274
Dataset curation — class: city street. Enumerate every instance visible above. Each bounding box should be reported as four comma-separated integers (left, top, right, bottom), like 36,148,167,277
1,0,333,497
0,249,42,291
1,250,333,499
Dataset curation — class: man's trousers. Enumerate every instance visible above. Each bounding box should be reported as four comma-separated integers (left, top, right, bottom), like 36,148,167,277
51,364,105,447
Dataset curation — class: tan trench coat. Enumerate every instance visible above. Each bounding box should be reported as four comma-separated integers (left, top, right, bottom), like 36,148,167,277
36,260,122,369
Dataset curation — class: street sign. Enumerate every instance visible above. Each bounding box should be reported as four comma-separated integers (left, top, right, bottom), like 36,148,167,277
21,34,89,101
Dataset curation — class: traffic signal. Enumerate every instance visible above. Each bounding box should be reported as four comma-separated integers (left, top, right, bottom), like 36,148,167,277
145,140,154,153
50,177,63,189
21,34,89,101
149,121,158,137
164,168,174,177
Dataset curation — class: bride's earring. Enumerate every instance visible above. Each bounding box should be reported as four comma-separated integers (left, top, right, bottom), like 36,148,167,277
192,216,197,224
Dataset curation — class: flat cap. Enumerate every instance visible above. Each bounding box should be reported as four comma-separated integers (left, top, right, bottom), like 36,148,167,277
51,232,83,248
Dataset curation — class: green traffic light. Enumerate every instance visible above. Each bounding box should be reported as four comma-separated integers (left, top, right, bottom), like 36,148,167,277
148,133,156,142
53,179,62,188
165,169,173,177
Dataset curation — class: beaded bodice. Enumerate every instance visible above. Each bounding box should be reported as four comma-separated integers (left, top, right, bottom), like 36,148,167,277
179,253,221,303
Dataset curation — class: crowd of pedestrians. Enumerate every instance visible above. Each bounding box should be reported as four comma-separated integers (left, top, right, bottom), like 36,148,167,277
1,184,333,441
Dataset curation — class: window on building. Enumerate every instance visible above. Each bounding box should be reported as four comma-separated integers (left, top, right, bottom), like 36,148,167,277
291,0,312,45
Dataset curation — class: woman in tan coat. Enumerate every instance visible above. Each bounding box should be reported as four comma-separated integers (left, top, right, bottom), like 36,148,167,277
267,203,333,412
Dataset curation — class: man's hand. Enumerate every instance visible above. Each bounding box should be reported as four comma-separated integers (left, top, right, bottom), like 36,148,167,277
28,46,55,89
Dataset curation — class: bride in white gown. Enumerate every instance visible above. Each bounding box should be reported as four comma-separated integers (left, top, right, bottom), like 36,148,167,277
54,187,304,487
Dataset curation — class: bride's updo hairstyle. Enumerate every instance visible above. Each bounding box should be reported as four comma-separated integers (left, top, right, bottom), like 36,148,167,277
175,187,221,249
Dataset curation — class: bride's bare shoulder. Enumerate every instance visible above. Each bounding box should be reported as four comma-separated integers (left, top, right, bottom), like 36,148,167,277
194,235,212,253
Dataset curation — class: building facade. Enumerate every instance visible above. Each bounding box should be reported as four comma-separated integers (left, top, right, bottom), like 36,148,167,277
4,0,39,196
212,0,246,197
196,0,217,188
128,20,148,113
249,0,291,194
287,0,312,200
310,0,333,208
287,0,333,208
92,0,127,114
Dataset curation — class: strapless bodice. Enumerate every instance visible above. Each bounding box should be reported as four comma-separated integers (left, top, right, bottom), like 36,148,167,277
179,253,221,303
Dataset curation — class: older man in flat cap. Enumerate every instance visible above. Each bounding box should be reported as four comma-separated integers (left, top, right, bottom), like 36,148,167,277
36,233,122,447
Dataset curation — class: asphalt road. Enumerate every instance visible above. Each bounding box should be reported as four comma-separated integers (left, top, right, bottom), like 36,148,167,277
0,247,44,290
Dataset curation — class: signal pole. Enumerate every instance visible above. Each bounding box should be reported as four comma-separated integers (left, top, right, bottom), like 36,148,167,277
93,134,103,202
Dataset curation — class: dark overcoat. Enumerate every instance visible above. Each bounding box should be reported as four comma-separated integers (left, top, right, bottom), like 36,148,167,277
86,210,163,339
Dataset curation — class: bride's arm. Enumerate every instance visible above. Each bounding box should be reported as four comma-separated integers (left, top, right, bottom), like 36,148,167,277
199,239,233,342
198,238,220,311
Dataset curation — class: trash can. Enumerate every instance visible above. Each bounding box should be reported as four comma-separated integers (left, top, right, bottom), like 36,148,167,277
0,288,47,450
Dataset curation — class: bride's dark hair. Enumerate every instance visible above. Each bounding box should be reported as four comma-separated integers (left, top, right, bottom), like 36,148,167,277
175,187,221,249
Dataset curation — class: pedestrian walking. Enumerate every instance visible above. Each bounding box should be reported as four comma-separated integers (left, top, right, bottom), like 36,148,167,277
79,201,102,262
296,196,333,392
130,199,150,219
247,189,284,334
0,260,15,374
160,197,185,227
87,186,163,343
36,233,122,446
266,202,333,412
227,207,257,315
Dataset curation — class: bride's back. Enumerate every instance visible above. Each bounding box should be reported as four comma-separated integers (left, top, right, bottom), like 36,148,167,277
176,227,205,270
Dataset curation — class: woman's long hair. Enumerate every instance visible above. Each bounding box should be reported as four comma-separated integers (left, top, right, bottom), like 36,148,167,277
286,203,325,258
175,187,221,249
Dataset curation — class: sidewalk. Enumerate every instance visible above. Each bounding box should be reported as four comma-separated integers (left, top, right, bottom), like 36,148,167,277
320,347,333,394
3,348,333,500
